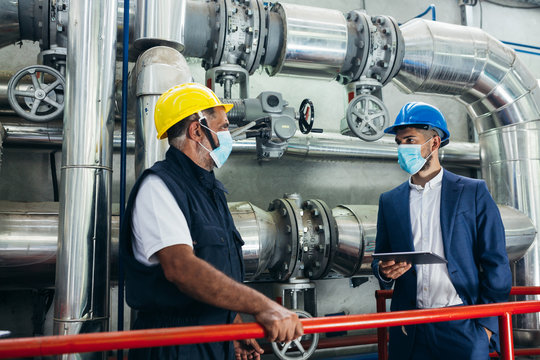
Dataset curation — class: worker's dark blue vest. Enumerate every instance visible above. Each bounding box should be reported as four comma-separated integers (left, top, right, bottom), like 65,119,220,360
120,147,244,359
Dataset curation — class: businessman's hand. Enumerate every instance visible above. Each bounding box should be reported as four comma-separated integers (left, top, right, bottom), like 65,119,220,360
379,260,411,280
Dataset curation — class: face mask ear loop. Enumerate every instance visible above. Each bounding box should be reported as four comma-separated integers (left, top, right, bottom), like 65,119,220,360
424,136,435,161
198,112,218,150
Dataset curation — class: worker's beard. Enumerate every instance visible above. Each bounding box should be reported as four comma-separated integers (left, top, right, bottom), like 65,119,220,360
420,152,433,173
197,142,216,171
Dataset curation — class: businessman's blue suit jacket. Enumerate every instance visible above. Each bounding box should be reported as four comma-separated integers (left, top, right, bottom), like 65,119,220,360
372,170,512,359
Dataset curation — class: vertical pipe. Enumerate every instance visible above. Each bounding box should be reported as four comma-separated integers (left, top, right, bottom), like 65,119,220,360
499,312,514,360
118,0,131,359
132,47,191,176
53,1,117,359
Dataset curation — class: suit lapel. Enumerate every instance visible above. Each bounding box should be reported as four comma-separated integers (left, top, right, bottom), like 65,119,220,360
440,170,464,257
392,182,415,251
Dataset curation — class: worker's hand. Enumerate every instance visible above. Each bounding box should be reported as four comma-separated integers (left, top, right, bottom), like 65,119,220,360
379,260,411,280
233,314,264,359
254,302,304,343
233,338,264,360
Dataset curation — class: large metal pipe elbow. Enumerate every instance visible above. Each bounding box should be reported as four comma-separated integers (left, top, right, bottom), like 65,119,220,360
393,19,540,134
132,46,192,175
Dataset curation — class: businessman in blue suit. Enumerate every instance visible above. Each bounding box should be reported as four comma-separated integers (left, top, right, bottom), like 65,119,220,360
372,102,512,360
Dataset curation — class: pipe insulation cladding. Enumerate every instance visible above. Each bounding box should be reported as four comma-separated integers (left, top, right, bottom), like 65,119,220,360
53,0,118,357
0,200,535,288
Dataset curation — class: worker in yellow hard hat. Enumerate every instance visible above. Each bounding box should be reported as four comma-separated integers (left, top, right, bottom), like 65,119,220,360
120,83,303,360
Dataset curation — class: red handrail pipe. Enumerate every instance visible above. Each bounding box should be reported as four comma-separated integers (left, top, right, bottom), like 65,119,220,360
0,300,539,359
375,286,540,360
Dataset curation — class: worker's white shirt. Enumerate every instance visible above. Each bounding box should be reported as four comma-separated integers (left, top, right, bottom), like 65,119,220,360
409,168,463,309
131,174,193,266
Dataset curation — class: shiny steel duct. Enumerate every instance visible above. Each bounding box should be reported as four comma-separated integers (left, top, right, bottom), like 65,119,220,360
0,121,481,168
393,18,540,345
1,200,535,288
53,0,117,357
131,46,192,176
134,0,186,53
0,0,21,48
265,3,348,79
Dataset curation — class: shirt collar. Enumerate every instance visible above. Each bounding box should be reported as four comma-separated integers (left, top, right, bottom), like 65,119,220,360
409,168,444,191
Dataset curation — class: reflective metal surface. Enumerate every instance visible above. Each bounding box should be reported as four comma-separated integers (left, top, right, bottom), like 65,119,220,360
0,202,120,289
3,200,532,288
267,3,348,79
0,0,20,48
53,0,117,356
332,205,378,276
1,122,480,168
480,121,540,345
134,0,186,52
284,133,480,168
229,202,277,280
133,47,191,176
394,19,540,135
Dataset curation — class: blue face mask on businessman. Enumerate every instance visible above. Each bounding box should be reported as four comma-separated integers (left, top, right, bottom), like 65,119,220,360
198,118,233,168
397,137,434,175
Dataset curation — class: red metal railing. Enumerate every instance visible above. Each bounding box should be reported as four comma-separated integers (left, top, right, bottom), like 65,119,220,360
0,299,539,359
375,286,540,360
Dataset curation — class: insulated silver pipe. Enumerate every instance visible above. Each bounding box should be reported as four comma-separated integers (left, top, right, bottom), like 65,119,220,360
53,1,117,357
0,123,480,168
134,0,186,52
1,201,534,288
393,19,540,135
481,122,540,345
132,47,192,176
393,18,540,345
0,0,20,48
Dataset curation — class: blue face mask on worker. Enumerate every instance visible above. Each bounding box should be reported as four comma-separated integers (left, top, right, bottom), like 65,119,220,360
198,116,233,168
397,137,434,175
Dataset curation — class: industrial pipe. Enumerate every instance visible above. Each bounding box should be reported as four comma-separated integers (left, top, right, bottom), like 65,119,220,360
0,201,535,288
53,1,117,357
0,300,539,359
131,46,192,176
0,122,482,167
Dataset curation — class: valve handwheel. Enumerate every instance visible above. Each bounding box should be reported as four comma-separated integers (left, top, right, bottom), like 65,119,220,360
271,310,319,360
298,99,315,134
346,94,389,141
7,65,65,123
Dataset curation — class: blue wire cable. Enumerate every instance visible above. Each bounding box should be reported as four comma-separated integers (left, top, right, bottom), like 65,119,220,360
414,4,436,21
118,0,129,359
502,40,540,51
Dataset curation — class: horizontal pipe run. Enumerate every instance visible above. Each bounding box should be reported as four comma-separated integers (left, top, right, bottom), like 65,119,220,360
0,300,539,359
1,123,480,167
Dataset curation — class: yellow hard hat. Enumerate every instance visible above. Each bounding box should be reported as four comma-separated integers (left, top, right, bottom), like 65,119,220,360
154,82,234,139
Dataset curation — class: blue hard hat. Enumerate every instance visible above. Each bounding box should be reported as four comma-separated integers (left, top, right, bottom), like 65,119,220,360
384,102,450,146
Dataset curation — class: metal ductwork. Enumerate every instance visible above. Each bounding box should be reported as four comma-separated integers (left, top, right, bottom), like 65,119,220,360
393,18,540,345
131,46,192,176
2,0,540,350
0,200,535,288
0,120,481,167
52,0,117,357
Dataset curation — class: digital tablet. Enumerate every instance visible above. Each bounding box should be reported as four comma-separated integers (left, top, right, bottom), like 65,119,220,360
372,251,448,265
